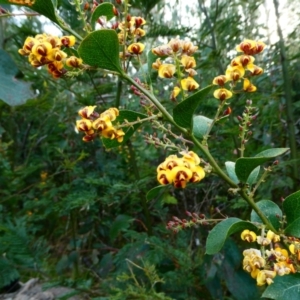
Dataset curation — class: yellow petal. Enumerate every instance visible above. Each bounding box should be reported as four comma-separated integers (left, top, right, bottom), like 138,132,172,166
157,169,173,185
61,35,76,47
213,88,233,101
225,65,245,81
78,106,97,119
243,78,257,92
127,42,145,54
170,86,181,100
181,77,199,91
212,75,228,86
158,64,176,78
181,55,196,69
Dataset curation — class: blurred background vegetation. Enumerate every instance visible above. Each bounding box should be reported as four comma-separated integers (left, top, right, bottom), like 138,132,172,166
0,0,300,299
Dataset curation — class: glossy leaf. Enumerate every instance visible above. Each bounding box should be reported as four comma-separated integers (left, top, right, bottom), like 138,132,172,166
146,185,166,201
262,273,300,299
0,0,59,24
222,240,260,300
235,148,289,182
78,30,122,73
225,162,239,184
192,115,213,138
205,218,258,255
282,190,300,224
250,200,282,230
173,85,212,128
246,166,260,186
284,217,300,237
102,110,147,149
0,49,35,106
91,3,115,28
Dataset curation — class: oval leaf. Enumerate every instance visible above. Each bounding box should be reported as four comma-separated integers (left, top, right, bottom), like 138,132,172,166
250,200,282,230
205,218,258,255
246,166,260,186
225,161,239,184
102,110,147,149
283,190,300,224
192,115,213,138
284,217,300,238
91,3,115,28
0,49,35,106
173,85,212,128
262,273,300,300
0,0,59,24
235,148,289,182
78,30,122,73
146,185,166,201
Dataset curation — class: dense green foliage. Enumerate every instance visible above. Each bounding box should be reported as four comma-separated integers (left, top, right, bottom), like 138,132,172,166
1,0,300,299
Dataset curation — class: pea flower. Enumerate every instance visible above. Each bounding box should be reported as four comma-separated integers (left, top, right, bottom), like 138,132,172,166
213,88,232,101
241,229,257,242
231,55,255,68
236,40,265,55
225,65,245,81
256,270,276,286
170,86,181,100
181,55,196,70
127,43,145,55
212,75,229,86
243,78,257,92
158,64,176,78
181,77,199,91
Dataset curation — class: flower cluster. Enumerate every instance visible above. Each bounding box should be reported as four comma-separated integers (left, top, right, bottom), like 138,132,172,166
76,106,125,143
8,0,34,6
157,151,205,188
18,33,82,78
212,39,265,101
151,38,199,100
166,211,208,232
241,229,295,286
118,16,147,56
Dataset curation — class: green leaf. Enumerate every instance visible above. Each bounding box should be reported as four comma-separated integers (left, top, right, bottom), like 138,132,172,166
102,110,147,149
146,185,166,201
250,200,282,230
235,148,289,182
173,85,212,128
247,166,260,186
225,162,239,184
0,0,59,24
284,217,300,237
0,49,35,106
262,273,300,300
78,30,122,73
205,218,258,255
279,287,300,300
162,193,177,204
91,3,115,29
221,240,260,300
0,258,20,289
192,115,213,138
109,214,133,241
283,190,300,224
